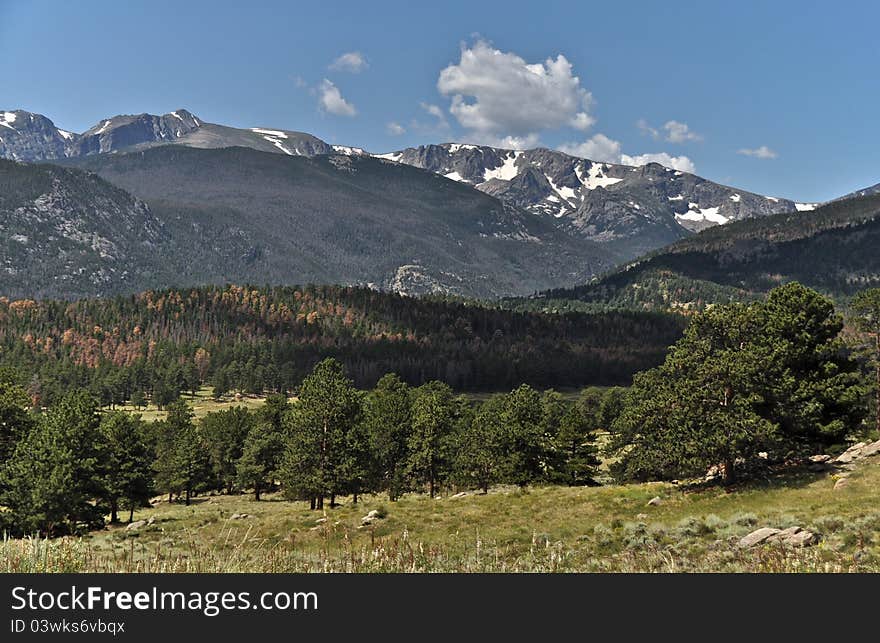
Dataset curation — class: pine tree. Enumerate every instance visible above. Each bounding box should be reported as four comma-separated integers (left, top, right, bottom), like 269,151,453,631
553,403,599,486
236,392,291,501
501,385,546,487
454,395,505,493
168,401,211,505
851,288,880,437
609,283,865,484
0,379,34,467
406,382,459,498
99,411,154,523
363,373,412,500
279,359,361,508
1,391,104,536
202,406,254,493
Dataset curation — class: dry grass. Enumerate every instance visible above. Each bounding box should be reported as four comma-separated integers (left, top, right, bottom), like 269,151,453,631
109,387,292,422
4,459,879,573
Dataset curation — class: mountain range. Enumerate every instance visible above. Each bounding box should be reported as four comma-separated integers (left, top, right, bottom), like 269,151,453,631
0,107,869,301
525,192,880,312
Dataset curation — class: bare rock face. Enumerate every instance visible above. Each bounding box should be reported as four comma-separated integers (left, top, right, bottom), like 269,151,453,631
0,111,72,161
381,143,799,263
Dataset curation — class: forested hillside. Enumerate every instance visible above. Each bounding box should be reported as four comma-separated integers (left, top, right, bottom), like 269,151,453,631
527,194,880,312
0,285,685,405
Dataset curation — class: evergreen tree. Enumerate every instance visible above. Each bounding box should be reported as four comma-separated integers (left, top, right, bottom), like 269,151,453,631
211,369,230,400
99,412,154,523
501,384,546,487
363,373,412,500
151,417,178,503
236,394,290,500
279,359,361,509
1,392,104,536
152,401,210,504
609,284,865,484
201,406,254,493
756,283,865,452
0,379,34,467
130,389,147,409
552,403,600,486
406,382,459,498
454,395,506,493
851,288,880,436
168,401,211,505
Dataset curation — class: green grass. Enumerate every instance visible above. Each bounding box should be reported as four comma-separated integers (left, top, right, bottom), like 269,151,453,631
110,386,292,422
4,459,880,573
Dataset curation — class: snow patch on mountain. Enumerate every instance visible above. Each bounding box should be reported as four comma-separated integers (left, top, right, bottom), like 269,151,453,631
332,145,366,155
577,162,623,190
795,202,817,211
250,128,294,155
483,152,521,181
1,112,19,130
677,204,728,225
374,152,402,162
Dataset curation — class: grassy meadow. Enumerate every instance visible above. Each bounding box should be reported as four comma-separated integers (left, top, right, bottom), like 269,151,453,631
110,386,293,422
3,456,878,573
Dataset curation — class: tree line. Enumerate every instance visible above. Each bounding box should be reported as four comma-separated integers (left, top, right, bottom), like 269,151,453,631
0,361,622,536
2,282,877,538
0,284,684,407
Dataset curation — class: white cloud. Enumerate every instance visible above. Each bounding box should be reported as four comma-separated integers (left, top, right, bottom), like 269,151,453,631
419,102,449,128
662,120,702,143
318,79,357,117
638,118,702,143
636,118,659,140
329,51,368,73
558,134,622,163
483,133,541,150
738,145,778,159
386,121,406,135
621,152,696,173
436,40,594,144
559,133,696,173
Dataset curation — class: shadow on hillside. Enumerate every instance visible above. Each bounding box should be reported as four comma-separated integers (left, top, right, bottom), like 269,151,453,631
680,462,843,495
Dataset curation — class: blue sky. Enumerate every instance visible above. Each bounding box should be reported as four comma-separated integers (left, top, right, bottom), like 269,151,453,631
1,0,877,201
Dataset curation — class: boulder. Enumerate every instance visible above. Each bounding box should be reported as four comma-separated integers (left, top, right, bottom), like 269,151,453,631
768,526,802,541
125,520,147,532
809,454,832,463
833,439,880,465
786,530,819,547
229,513,249,520
739,527,781,547
833,478,850,491
646,496,662,507
740,526,820,548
